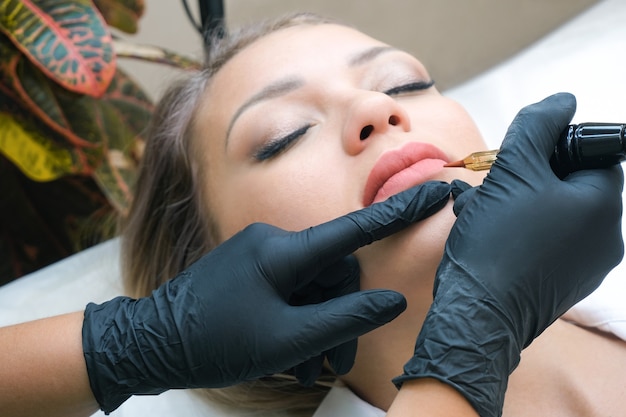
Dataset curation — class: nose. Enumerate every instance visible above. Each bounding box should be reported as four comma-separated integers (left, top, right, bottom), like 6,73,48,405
342,92,411,155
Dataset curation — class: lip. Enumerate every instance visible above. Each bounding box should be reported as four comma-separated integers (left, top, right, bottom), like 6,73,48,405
363,142,449,206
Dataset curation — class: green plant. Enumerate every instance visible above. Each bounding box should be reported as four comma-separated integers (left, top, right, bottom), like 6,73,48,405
0,0,200,283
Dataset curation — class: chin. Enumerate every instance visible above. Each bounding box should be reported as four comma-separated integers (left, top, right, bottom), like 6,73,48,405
355,200,457,292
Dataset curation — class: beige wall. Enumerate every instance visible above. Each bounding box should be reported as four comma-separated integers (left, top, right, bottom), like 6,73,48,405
118,0,599,99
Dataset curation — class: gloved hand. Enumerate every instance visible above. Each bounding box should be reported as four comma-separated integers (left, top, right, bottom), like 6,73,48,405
393,93,624,417
82,180,452,414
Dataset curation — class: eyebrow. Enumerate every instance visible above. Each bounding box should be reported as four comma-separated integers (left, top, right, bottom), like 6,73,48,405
225,45,400,145
225,78,304,143
348,45,397,67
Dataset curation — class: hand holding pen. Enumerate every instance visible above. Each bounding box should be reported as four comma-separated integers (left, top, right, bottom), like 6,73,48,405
394,92,624,417
446,123,626,178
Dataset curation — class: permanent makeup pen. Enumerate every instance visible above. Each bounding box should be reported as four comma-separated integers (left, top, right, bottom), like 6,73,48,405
445,123,626,178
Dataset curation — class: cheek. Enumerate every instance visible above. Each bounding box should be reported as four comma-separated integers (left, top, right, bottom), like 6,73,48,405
415,95,488,153
439,98,488,153
206,157,355,240
434,99,489,186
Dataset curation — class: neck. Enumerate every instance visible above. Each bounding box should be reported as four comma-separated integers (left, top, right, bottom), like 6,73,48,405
343,204,456,410
503,319,626,417
341,250,438,410
343,318,626,415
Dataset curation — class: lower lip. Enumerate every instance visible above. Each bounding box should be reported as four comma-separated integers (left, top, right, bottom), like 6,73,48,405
372,159,446,204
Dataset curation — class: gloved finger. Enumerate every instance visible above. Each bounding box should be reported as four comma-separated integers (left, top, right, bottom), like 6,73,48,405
286,289,407,373
280,181,451,291
291,256,360,304
450,179,476,216
495,93,576,179
290,256,361,384
450,179,472,199
558,165,624,258
561,161,624,195
325,337,357,376
293,338,358,385
293,354,325,386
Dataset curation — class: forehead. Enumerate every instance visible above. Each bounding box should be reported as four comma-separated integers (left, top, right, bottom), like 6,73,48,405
201,24,390,124
219,23,387,83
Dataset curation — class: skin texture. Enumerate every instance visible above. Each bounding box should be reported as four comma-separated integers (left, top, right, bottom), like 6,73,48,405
196,24,486,237
0,312,99,417
192,23,626,416
193,22,488,412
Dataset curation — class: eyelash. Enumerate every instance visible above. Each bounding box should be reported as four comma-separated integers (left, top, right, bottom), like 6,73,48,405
254,124,313,161
383,79,435,96
253,80,435,161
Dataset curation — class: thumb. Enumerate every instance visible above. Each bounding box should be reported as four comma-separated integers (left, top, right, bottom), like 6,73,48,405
450,179,477,216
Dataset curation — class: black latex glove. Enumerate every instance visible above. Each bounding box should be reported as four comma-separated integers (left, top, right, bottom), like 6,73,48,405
82,180,452,414
393,93,624,417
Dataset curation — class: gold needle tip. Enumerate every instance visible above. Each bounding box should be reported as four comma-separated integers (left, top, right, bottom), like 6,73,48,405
443,160,466,168
444,150,499,171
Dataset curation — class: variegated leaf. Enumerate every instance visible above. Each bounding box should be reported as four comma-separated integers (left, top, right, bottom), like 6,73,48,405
93,66,153,214
9,51,101,147
0,0,116,96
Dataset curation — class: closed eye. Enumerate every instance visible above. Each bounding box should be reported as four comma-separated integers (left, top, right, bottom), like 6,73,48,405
254,124,313,161
384,80,435,96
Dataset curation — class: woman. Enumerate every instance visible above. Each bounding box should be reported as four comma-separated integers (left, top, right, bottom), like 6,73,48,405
121,12,625,417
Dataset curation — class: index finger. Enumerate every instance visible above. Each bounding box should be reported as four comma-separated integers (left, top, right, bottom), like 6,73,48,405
288,181,451,277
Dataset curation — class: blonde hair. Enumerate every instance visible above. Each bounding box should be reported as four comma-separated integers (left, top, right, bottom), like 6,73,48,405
121,12,340,416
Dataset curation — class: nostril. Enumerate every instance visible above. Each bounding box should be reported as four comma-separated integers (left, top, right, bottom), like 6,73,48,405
360,125,374,140
388,115,400,126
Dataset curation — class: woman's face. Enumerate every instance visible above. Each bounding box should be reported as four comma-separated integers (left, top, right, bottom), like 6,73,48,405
194,23,487,287
194,23,489,403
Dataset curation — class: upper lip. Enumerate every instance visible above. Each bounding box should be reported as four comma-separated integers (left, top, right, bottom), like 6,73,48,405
362,142,449,206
